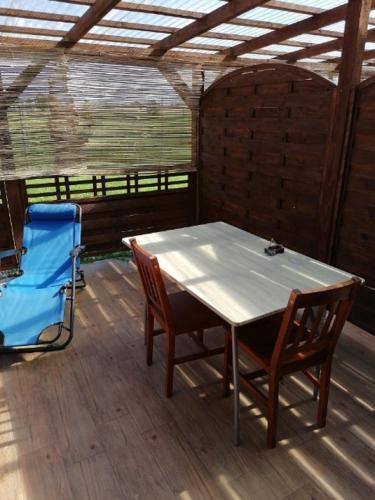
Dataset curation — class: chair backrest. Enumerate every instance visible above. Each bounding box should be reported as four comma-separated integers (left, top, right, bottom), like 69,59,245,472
130,239,173,330
271,277,361,368
19,203,81,288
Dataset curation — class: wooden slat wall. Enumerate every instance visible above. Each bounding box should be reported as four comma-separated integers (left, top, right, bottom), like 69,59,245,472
199,64,337,257
80,188,194,252
334,77,375,334
0,173,194,258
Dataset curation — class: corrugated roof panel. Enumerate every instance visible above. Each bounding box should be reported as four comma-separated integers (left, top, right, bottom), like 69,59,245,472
239,7,310,25
188,36,239,47
172,47,218,54
321,50,342,57
120,0,226,14
299,58,327,62
103,10,193,29
324,21,346,32
0,31,60,40
0,16,72,32
262,44,301,53
289,34,336,44
274,0,347,8
80,39,150,48
210,23,271,38
238,53,271,60
0,0,88,16
89,26,166,40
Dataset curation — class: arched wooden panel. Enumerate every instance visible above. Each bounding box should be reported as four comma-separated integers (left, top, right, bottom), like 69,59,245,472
199,64,337,257
334,76,375,333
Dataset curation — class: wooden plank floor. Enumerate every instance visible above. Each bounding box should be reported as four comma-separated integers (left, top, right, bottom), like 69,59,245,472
0,259,374,500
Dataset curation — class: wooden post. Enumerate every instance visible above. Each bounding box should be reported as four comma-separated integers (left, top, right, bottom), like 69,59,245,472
192,67,204,224
4,180,27,249
318,0,372,261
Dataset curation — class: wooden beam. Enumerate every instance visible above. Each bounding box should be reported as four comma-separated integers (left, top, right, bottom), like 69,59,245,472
149,0,270,56
318,0,372,261
59,0,122,47
225,4,348,59
0,38,343,74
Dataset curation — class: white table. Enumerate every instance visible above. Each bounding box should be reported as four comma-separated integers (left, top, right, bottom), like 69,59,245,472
123,222,355,444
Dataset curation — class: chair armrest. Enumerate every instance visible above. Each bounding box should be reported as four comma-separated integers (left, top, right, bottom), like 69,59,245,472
0,248,21,259
70,245,86,258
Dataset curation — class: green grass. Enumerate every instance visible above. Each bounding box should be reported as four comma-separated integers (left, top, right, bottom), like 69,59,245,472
25,173,189,202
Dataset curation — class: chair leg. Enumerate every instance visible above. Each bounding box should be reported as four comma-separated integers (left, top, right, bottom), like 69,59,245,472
267,375,280,448
165,331,176,398
146,307,154,366
317,361,332,428
223,330,231,397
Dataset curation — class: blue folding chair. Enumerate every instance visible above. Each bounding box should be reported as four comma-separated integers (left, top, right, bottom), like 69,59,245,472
0,203,85,352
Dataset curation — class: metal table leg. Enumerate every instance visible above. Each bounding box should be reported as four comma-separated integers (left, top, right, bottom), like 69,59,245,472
231,324,241,446
313,365,320,400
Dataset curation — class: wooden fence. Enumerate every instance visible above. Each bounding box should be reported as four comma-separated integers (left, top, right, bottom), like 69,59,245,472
199,64,374,334
1,172,195,256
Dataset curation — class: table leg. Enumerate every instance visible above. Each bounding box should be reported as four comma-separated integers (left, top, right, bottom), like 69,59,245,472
313,365,320,400
231,324,241,446
144,303,148,346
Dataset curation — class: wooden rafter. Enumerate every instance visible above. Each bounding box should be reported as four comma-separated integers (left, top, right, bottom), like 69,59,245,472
149,1,270,57
225,4,349,59
59,0,122,47
0,5,354,46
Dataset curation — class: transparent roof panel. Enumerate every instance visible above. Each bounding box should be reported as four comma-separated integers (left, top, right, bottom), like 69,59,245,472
0,0,88,16
0,16,72,32
239,7,310,25
210,23,271,38
324,21,346,32
0,31,60,41
299,58,327,63
89,26,166,40
80,39,150,48
172,47,218,54
273,0,347,8
321,50,342,58
239,53,271,60
103,10,193,29
188,36,240,48
120,0,226,14
289,34,336,44
261,44,301,54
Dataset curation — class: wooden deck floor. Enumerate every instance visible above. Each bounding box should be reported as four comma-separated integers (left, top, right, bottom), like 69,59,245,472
0,259,374,500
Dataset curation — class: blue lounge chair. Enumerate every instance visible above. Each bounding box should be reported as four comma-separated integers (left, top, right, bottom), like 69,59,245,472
0,203,85,352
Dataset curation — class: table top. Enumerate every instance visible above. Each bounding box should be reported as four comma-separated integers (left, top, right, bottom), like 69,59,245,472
123,222,355,326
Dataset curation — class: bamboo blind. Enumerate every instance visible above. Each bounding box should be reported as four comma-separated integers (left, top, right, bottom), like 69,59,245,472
0,47,216,180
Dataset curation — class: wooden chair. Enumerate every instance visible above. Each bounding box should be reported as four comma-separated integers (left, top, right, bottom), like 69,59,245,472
223,277,361,448
130,238,227,397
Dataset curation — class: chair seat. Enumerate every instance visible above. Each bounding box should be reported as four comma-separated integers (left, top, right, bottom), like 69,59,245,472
168,291,226,334
237,312,326,370
237,313,284,365
0,284,66,346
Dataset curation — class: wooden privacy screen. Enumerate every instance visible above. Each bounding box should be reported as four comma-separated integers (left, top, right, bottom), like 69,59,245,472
0,172,195,255
334,77,375,334
199,64,337,257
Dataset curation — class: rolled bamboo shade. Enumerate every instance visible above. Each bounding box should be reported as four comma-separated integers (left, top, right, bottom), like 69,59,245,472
0,47,214,180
